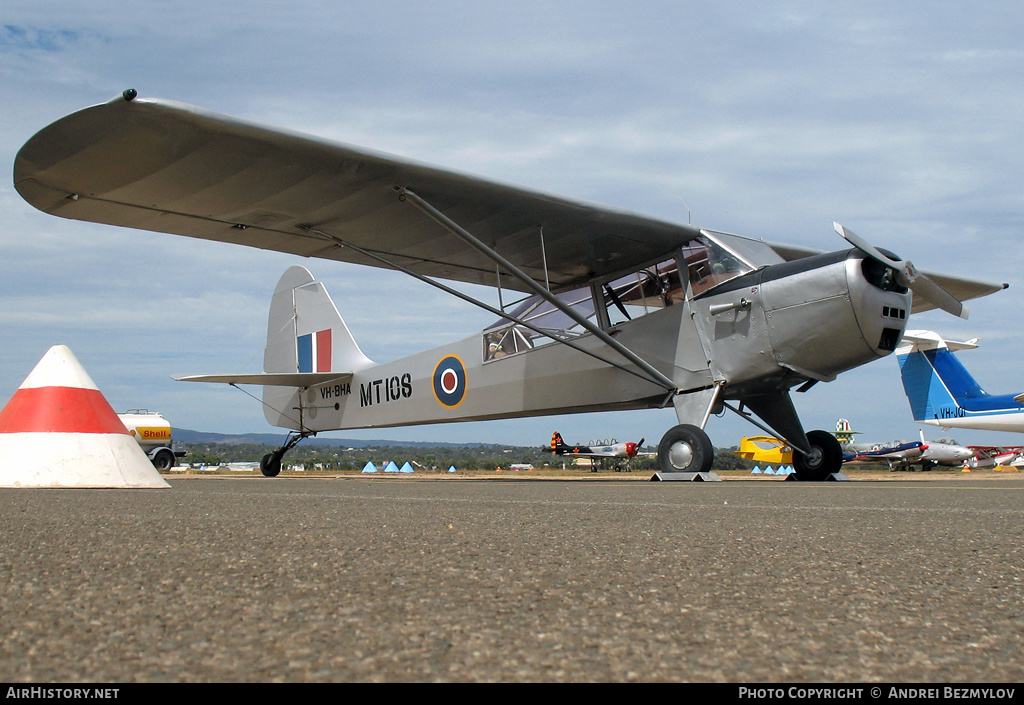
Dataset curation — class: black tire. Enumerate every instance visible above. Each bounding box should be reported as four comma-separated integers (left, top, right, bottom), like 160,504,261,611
793,430,843,481
260,452,283,477
152,449,175,472
657,424,714,473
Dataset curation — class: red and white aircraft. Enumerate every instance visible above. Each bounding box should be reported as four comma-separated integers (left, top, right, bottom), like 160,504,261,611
542,431,644,459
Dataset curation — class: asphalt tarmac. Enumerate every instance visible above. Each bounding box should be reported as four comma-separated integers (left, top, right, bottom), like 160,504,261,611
2,474,1024,683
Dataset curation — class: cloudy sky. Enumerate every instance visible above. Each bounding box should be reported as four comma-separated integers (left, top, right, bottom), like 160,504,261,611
2,2,1023,450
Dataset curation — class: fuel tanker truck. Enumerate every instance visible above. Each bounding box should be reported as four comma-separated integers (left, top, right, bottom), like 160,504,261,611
117,409,184,471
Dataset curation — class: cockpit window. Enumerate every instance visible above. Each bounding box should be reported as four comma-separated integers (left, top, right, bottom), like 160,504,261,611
681,234,755,297
481,235,757,362
602,259,684,326
483,287,594,361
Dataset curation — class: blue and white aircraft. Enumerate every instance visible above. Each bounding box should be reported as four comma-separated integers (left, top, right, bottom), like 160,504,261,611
896,330,1024,433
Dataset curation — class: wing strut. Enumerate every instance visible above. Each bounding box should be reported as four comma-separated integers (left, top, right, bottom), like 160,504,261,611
721,399,811,457
397,187,678,392
297,225,673,390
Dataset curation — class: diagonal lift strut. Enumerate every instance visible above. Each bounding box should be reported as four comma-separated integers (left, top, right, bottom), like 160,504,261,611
297,224,666,389
397,187,678,393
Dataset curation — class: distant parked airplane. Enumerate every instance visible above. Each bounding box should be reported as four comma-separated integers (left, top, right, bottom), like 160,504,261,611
542,431,644,459
733,436,793,465
832,418,973,470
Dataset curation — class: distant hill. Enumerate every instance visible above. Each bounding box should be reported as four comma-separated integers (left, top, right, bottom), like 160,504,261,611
172,428,506,449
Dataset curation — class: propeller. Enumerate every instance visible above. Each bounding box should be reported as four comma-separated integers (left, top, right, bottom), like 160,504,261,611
625,438,645,458
833,222,969,319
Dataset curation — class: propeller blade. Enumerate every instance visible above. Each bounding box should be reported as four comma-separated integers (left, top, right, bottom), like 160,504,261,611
909,273,969,319
833,222,905,271
833,222,968,319
637,438,645,448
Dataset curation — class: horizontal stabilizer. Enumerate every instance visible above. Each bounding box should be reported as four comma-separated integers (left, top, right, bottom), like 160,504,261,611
174,372,352,387
896,330,979,356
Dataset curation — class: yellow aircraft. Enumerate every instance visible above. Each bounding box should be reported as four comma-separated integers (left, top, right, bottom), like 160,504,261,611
734,436,794,465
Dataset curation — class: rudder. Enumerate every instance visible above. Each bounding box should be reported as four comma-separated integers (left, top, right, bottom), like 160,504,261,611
896,331,981,422
263,266,373,428
264,265,372,375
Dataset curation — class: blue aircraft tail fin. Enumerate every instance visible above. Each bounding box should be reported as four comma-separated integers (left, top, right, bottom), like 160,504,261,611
896,331,981,422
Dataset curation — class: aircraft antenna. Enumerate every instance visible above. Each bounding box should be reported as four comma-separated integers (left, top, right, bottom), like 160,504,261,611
680,198,691,225
675,195,692,225
659,170,692,224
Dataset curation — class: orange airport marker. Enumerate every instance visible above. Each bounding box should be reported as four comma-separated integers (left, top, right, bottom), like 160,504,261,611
0,345,169,488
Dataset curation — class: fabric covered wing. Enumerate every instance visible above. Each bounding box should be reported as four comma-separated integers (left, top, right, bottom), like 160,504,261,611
15,93,702,293
911,271,1007,315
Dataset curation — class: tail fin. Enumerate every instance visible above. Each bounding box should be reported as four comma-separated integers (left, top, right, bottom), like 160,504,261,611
896,330,981,422
833,418,860,444
174,266,373,430
543,431,566,453
261,266,373,428
264,265,372,376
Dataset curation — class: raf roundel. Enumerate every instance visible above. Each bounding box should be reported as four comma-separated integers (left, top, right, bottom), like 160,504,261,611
432,355,467,408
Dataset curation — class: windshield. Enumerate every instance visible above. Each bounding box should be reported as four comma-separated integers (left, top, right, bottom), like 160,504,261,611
681,233,755,297
480,235,757,362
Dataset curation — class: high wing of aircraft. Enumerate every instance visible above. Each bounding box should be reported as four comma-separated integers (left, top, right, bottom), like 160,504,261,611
13,91,1009,480
897,331,1024,433
542,431,644,459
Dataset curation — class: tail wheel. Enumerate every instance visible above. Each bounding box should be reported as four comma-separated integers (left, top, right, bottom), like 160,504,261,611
260,452,283,477
657,424,714,473
793,430,843,481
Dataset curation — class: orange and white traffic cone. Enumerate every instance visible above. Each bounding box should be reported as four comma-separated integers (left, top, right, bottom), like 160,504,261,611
0,345,169,487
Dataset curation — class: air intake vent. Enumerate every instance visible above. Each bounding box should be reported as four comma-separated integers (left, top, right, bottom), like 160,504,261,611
878,328,901,352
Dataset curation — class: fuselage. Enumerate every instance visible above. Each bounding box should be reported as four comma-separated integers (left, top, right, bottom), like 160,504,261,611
843,441,925,464
919,411,1024,433
265,238,913,435
921,441,975,465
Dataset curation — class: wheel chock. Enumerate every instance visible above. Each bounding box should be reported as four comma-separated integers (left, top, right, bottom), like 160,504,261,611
650,471,722,482
785,472,851,482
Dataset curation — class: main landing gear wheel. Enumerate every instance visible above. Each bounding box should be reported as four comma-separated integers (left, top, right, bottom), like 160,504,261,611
792,430,843,481
657,424,714,474
260,451,283,477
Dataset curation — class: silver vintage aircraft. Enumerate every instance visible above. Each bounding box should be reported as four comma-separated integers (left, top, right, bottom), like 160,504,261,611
14,90,1008,479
